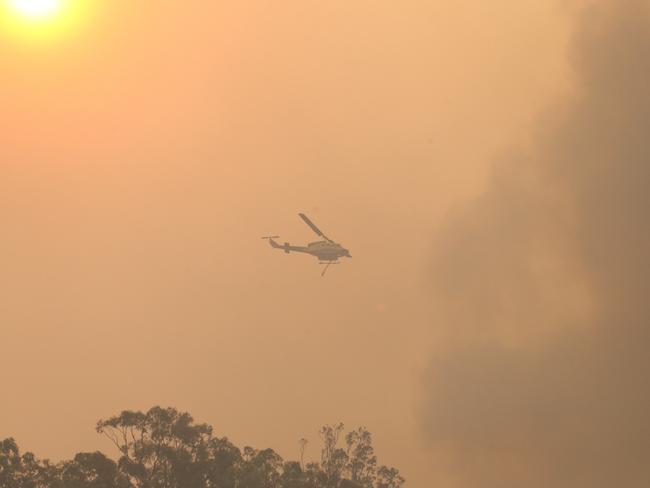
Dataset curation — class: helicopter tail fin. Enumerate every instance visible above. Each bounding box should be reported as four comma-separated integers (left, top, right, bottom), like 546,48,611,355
268,238,292,253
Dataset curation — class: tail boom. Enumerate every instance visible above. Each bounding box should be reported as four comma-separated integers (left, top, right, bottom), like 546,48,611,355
267,238,309,254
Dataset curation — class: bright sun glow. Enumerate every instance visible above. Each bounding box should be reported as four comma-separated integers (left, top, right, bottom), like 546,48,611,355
2,0,89,41
8,0,63,20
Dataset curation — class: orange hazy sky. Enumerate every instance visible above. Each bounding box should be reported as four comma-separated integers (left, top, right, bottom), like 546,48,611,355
1,1,578,485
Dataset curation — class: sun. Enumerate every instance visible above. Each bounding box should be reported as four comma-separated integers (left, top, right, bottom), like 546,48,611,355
8,0,64,21
2,0,90,41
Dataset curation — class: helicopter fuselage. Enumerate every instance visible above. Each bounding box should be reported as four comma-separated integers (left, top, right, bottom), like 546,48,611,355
307,240,351,261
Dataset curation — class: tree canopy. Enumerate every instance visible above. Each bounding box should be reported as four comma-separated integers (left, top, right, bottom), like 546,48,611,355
1,406,405,488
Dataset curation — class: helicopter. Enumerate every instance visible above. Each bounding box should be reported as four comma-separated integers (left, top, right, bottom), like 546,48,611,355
262,213,351,276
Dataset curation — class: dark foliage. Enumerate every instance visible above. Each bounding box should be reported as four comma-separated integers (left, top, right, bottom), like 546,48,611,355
0,407,404,488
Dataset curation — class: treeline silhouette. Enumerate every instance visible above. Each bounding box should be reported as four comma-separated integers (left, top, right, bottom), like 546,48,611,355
0,406,405,487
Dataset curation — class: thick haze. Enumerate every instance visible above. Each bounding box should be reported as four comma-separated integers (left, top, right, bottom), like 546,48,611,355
3,1,634,485
425,0,650,486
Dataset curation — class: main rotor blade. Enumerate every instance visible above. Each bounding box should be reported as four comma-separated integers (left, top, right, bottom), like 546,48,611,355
299,213,332,241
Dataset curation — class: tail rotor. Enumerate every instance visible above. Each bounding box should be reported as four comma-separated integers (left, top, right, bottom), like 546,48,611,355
261,236,282,250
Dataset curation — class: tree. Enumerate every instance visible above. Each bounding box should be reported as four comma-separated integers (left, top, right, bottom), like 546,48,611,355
3,406,405,488
238,447,283,488
319,423,347,486
0,438,22,487
60,452,129,488
345,428,377,487
0,438,61,488
96,406,212,488
203,436,241,488
375,467,405,488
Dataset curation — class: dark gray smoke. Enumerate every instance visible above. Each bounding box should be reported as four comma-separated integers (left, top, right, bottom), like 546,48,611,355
423,1,650,486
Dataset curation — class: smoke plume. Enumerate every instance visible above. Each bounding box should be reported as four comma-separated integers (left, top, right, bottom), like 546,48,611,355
424,1,650,486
